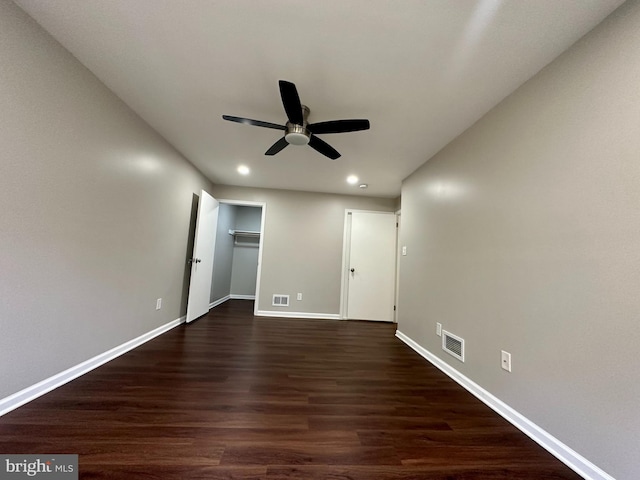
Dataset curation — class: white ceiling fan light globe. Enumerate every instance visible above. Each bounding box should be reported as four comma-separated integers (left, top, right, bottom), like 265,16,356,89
284,132,310,145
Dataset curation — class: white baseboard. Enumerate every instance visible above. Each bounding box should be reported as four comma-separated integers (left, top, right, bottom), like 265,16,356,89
0,315,186,417
395,330,614,480
255,310,341,320
209,295,231,309
230,294,255,300
209,294,255,310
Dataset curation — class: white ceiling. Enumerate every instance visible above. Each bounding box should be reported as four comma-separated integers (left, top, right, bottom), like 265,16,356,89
15,0,624,198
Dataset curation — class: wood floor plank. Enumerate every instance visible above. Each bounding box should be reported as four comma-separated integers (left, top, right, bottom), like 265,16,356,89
265,465,579,480
0,300,581,479
81,465,267,480
220,445,402,466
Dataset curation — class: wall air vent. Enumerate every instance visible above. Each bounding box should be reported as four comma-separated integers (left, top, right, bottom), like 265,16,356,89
272,294,289,307
442,330,465,362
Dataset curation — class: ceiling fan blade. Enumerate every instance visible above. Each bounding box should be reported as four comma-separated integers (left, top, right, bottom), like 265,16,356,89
308,135,341,160
279,80,303,125
307,119,370,134
265,137,289,156
222,115,285,130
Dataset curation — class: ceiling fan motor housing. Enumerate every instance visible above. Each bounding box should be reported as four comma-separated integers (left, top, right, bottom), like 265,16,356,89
285,105,311,145
285,123,310,145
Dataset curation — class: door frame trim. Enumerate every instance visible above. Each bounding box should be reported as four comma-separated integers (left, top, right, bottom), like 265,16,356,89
217,199,266,316
394,209,401,323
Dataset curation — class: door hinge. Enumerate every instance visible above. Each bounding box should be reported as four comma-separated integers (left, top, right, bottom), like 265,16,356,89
394,305,396,311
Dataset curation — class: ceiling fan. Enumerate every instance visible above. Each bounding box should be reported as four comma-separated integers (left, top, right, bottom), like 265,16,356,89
222,80,370,160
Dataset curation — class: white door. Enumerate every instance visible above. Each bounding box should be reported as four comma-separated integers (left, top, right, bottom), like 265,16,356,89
346,211,397,321
186,190,219,323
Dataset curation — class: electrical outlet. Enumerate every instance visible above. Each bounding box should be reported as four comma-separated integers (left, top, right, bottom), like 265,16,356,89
501,350,512,372
297,293,302,301
156,298,162,310
402,246,407,256
436,322,442,336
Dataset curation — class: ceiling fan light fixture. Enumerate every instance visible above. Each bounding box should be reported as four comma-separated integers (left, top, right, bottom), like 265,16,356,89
285,123,310,145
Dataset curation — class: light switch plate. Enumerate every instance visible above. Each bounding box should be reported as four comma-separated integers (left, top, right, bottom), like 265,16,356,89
501,350,512,372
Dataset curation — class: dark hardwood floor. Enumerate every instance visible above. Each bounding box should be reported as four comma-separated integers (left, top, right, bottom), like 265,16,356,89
0,300,581,479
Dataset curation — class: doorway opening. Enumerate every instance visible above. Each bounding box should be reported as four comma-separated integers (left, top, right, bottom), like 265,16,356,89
209,200,266,315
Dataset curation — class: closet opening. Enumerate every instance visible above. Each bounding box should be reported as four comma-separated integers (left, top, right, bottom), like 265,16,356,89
209,200,265,315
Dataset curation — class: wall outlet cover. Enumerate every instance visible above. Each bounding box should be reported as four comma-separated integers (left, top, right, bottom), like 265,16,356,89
297,293,302,301
156,298,162,310
436,322,442,336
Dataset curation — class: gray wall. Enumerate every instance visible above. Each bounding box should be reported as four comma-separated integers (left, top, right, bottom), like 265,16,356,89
211,186,396,314
398,2,640,478
230,206,262,297
0,0,213,399
234,206,262,231
210,203,236,303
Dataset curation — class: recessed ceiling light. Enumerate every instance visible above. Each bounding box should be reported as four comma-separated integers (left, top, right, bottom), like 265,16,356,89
359,184,368,189
347,175,359,185
237,165,250,175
